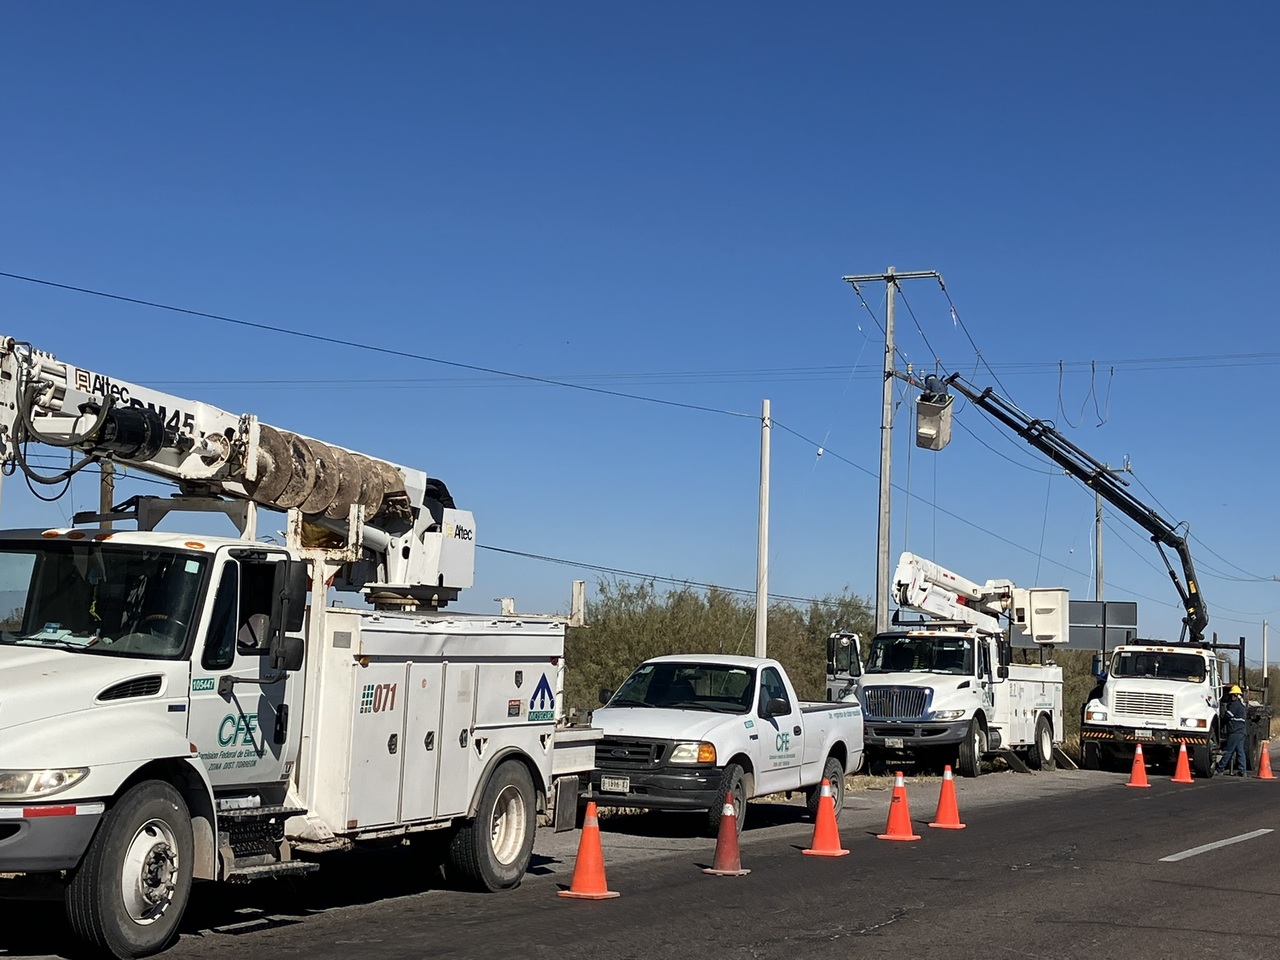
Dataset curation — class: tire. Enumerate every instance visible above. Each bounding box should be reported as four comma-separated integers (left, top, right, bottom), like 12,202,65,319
707,762,747,838
65,780,194,959
957,717,987,778
805,757,846,821
1029,715,1056,771
1193,741,1216,779
1081,741,1100,770
447,760,536,891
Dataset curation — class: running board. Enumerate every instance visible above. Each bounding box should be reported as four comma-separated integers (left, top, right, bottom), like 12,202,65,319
224,861,320,883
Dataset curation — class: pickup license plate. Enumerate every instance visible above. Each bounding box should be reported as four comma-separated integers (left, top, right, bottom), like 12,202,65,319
1135,729,1152,740
884,737,904,749
600,775,630,793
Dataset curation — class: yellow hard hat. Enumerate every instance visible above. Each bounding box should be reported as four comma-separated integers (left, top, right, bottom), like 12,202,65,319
1229,684,1242,695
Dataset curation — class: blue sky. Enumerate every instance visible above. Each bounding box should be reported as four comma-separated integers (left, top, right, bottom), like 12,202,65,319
2,3,1278,659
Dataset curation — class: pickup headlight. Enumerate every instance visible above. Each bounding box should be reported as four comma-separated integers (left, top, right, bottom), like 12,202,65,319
932,710,966,720
1085,709,1108,722
0,768,88,800
668,742,717,764
1180,717,1208,729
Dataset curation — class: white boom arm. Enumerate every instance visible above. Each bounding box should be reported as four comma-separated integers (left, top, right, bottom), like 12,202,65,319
891,551,1014,635
0,336,473,606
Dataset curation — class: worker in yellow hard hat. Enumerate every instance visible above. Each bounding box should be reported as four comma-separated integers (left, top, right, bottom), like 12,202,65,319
1216,685,1249,776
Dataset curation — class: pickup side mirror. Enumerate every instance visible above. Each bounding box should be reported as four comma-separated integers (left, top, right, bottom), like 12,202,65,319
598,687,612,706
764,697,790,718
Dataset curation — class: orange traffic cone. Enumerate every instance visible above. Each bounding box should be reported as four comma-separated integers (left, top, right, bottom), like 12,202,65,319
1171,743,1194,784
703,791,750,876
1125,744,1151,789
803,778,850,857
557,801,620,899
877,771,921,841
929,765,967,829
1258,743,1276,780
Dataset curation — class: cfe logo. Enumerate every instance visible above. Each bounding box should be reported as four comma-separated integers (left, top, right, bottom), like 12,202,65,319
219,713,260,747
776,732,791,752
528,673,555,722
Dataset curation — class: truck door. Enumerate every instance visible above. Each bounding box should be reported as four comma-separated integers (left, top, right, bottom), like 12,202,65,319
754,666,803,795
188,554,294,790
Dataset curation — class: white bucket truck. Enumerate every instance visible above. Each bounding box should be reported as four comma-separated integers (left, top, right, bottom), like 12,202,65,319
857,552,1068,777
0,336,596,957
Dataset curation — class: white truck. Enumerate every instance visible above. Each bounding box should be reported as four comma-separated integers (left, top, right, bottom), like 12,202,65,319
0,336,596,958
856,552,1068,777
582,654,864,835
1081,637,1270,777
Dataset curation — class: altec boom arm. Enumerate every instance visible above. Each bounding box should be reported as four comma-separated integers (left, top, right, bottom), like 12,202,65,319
943,373,1206,643
0,336,473,605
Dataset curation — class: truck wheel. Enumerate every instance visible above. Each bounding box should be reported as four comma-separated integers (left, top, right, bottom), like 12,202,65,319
805,757,846,821
957,718,987,778
1081,742,1100,770
447,760,536,891
707,763,747,838
1193,742,1216,778
65,780,193,959
1029,715,1056,771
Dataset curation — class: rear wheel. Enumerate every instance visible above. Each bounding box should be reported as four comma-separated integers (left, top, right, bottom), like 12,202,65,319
805,757,846,821
65,780,193,958
1029,715,1056,771
447,760,536,891
957,718,987,778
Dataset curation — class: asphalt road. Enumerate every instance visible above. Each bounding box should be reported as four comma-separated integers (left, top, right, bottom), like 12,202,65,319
3,767,1278,960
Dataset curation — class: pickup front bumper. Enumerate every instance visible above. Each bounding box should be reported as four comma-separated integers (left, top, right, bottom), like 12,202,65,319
0,801,104,872
582,765,722,812
864,718,971,749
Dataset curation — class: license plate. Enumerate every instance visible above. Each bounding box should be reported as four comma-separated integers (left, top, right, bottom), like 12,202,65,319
884,737,904,749
600,775,630,793
1135,729,1152,739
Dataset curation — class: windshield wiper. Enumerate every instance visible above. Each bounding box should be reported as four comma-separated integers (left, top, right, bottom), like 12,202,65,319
608,698,655,708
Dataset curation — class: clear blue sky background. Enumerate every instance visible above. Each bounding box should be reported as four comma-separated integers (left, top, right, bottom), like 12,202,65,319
2,3,1278,659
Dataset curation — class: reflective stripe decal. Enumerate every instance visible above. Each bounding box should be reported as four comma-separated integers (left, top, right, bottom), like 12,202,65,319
0,802,106,819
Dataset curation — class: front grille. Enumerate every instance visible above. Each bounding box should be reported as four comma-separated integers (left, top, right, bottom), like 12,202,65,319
1114,691,1175,717
97,676,163,701
862,686,930,720
595,737,667,769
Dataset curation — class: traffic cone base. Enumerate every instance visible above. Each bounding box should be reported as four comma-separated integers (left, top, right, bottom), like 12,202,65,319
1258,743,1276,780
558,801,621,899
1125,744,1151,789
929,764,967,829
1171,743,1194,784
803,778,850,857
877,771,921,841
703,792,750,876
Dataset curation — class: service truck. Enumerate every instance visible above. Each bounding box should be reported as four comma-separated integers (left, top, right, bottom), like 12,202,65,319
582,654,864,835
1081,636,1271,776
854,552,1068,777
0,336,596,958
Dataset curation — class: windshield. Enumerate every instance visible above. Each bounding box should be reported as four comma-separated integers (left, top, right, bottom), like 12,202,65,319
866,635,974,675
607,662,756,714
1109,650,1207,682
0,542,208,659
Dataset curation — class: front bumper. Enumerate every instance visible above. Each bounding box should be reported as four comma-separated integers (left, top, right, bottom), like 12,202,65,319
864,718,971,749
0,801,104,872
582,765,722,812
1080,724,1211,748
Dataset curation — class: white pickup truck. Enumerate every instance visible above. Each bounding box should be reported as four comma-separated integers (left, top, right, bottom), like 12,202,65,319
582,655,864,834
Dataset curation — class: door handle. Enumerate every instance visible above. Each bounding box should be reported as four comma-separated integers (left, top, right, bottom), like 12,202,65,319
793,726,802,736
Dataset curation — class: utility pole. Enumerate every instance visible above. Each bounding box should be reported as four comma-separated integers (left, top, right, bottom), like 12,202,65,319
755,399,770,658
1093,458,1131,601
842,267,941,634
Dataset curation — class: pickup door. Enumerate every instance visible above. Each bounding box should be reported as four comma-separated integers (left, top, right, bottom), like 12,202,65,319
753,664,804,795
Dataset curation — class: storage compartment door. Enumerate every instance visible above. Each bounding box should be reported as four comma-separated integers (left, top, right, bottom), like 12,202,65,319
435,663,476,818
400,662,445,822
345,663,407,829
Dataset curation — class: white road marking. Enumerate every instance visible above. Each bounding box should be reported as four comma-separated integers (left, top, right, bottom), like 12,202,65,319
1159,828,1273,862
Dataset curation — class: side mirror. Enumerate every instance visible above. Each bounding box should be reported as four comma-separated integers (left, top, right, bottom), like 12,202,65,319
997,665,1009,680
272,634,304,672
270,561,309,634
598,687,612,706
765,697,790,717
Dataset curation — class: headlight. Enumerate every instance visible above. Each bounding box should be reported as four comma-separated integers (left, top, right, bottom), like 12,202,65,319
1085,709,1108,722
668,742,716,764
1180,717,1208,729
0,768,89,800
932,710,965,720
